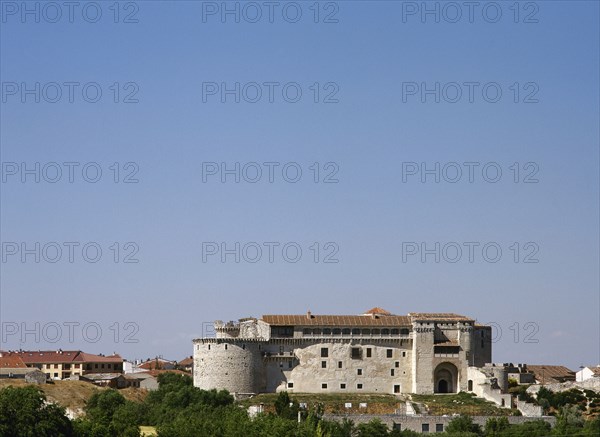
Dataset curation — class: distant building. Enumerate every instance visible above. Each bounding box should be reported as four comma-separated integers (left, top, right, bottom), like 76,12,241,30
576,365,600,382
178,356,193,373
137,357,177,371
526,365,576,384
77,373,128,389
2,350,123,380
193,308,492,395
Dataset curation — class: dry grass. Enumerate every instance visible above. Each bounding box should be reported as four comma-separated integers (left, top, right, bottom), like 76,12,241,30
238,392,405,415
0,379,148,411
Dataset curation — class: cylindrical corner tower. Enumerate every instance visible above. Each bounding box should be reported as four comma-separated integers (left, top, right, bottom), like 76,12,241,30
193,340,264,393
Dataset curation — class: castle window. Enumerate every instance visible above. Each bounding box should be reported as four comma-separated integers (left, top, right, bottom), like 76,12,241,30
303,328,311,336
225,345,228,350
321,361,327,368
362,329,371,335
321,383,327,389
382,329,390,335
288,361,293,369
395,361,399,368
279,362,283,368
421,424,429,433
333,328,341,335
401,328,409,335
436,424,444,432
391,369,395,376
338,361,342,369
351,328,360,335
288,382,294,388
323,328,332,335
391,329,399,335
207,345,210,350
357,369,362,376
366,348,372,358
372,329,380,335
321,348,328,357
342,328,351,335
242,344,245,350
351,348,361,359
402,351,406,357
313,328,322,335
272,326,294,337
387,349,393,358
357,383,363,389
340,383,346,389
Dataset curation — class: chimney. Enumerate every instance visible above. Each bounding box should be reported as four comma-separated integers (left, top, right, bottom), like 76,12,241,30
306,311,312,319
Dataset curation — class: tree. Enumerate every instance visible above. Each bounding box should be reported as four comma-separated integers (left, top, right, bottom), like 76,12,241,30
0,385,73,436
445,415,482,435
552,405,584,436
274,391,300,420
484,417,509,436
356,419,389,437
74,389,140,437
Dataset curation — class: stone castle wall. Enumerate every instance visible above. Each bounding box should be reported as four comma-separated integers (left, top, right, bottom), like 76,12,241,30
193,340,265,393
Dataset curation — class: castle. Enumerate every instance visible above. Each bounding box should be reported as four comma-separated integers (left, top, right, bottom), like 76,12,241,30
192,308,492,395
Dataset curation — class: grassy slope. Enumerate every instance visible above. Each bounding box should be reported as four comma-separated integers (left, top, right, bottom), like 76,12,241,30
0,379,148,410
238,393,405,415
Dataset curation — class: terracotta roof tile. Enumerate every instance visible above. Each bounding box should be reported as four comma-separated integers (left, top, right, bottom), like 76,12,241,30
261,314,411,327
364,307,392,315
11,350,122,364
16,350,80,364
409,313,473,322
178,357,193,366
0,353,26,368
527,365,576,383
262,311,474,327
75,352,122,363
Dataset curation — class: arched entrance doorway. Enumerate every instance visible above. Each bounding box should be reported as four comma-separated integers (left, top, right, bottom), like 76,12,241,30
434,363,458,393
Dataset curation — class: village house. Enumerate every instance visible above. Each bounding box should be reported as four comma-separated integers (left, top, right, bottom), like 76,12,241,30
1,350,124,380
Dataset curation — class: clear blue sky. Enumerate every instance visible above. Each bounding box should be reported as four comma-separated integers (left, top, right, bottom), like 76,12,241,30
1,1,598,369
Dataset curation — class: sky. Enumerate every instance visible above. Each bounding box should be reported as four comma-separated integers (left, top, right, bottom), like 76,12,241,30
0,1,598,370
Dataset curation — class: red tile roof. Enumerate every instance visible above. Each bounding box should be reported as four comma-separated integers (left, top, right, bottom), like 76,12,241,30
262,314,411,327
0,353,27,368
75,352,122,363
10,350,122,364
138,358,175,370
178,357,193,366
364,307,392,315
261,311,473,326
17,350,80,364
527,365,575,383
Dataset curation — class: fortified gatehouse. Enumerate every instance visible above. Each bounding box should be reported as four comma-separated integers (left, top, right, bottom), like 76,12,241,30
192,308,492,395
